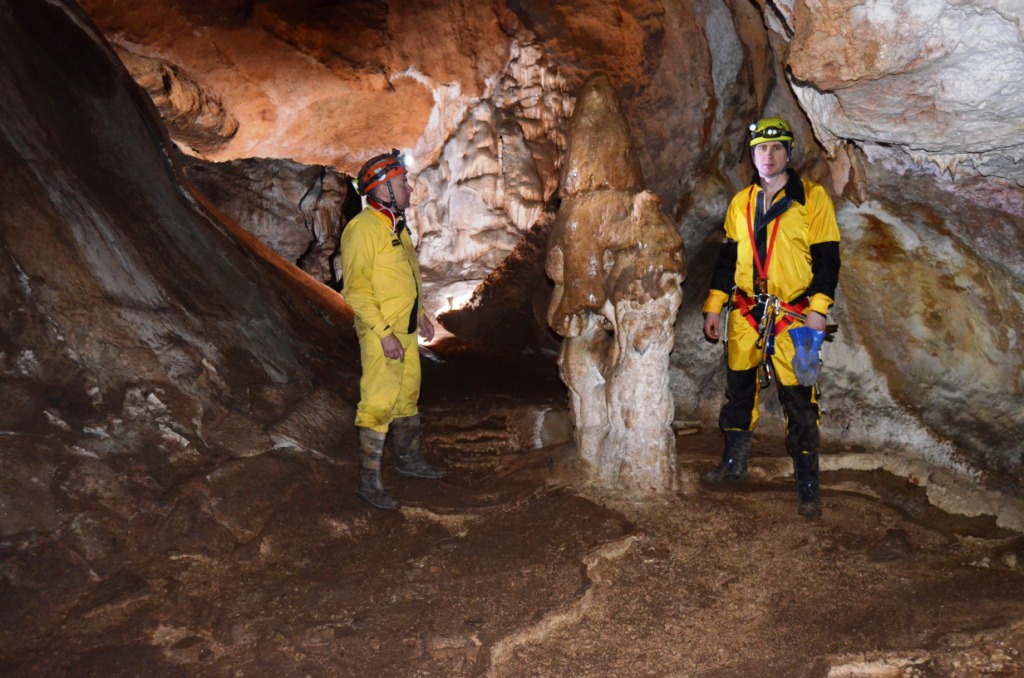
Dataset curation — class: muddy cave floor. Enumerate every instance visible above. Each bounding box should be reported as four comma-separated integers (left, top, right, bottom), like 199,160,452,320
3,350,1024,677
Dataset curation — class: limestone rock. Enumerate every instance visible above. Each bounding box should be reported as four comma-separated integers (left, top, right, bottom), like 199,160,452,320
436,215,559,354
78,0,510,173
834,161,1024,474
183,156,360,284
775,0,1024,182
47,0,1024,498
547,73,686,494
114,45,238,153
0,0,358,571
0,441,61,538
414,34,571,293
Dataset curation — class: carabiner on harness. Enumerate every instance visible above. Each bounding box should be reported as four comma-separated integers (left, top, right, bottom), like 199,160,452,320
756,295,780,388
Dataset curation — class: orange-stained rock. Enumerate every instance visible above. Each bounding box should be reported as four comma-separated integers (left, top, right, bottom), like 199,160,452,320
79,0,511,173
558,76,645,198
116,46,238,153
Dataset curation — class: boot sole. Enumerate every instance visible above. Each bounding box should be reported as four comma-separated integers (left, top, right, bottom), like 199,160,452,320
798,502,822,518
356,488,400,511
395,467,446,480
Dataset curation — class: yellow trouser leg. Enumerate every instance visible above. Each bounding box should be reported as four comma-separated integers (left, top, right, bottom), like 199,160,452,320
354,324,421,432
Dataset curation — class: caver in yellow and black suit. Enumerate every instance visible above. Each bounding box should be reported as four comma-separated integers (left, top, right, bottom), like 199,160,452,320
702,167,840,514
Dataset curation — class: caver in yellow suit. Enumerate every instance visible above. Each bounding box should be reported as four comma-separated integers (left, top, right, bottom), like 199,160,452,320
702,117,840,518
343,204,424,429
341,150,446,511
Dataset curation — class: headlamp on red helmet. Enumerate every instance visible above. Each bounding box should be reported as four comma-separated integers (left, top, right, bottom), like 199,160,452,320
357,149,408,196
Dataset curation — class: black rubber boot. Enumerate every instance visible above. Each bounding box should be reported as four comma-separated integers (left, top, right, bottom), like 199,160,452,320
391,415,446,479
356,428,400,511
702,431,752,483
794,450,822,518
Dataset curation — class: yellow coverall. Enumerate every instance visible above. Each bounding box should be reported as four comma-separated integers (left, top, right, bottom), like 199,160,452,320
341,206,425,433
703,170,840,439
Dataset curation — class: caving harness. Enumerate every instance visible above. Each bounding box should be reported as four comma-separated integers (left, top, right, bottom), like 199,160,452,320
726,185,835,389
735,290,808,388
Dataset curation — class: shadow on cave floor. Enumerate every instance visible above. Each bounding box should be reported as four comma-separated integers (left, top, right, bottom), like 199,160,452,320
2,349,1024,677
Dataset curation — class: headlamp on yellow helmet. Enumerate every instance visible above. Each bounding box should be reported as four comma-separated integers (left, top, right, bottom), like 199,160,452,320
748,117,794,148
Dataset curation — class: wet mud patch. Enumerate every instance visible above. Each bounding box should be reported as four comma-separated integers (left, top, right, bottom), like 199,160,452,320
493,490,1024,676
4,413,1024,677
494,442,1024,677
1,449,633,677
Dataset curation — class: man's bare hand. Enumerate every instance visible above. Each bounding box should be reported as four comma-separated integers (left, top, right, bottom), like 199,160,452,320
418,316,435,342
381,333,404,361
805,311,827,332
703,311,721,343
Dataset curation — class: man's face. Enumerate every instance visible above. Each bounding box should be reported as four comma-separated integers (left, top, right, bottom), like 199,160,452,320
753,141,789,180
390,173,411,211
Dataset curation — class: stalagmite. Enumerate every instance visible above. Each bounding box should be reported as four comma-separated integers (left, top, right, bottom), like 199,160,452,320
546,73,686,494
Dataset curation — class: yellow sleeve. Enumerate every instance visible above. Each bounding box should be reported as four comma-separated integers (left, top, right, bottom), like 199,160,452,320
807,293,834,317
807,183,840,246
703,289,730,315
341,218,391,338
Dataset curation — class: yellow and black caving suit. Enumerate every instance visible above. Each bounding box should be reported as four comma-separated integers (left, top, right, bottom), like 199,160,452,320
341,203,425,433
703,168,840,459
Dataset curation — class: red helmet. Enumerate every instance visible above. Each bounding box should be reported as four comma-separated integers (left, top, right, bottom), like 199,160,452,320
357,149,407,196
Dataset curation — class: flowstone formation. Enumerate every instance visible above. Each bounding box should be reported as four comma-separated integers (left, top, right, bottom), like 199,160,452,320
546,74,686,494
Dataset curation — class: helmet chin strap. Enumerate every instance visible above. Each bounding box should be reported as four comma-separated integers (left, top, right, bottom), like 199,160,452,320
385,180,402,213
370,180,403,213
368,181,408,234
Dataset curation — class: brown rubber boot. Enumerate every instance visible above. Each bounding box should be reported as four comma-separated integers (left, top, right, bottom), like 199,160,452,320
355,428,400,511
391,415,446,480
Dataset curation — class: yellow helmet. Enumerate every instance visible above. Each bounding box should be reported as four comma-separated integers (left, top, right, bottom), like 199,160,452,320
748,116,794,147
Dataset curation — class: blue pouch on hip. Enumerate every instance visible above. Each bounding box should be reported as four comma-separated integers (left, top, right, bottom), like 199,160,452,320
788,326,826,387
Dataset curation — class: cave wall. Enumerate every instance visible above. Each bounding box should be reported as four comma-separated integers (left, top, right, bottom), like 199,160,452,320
181,155,361,285
73,0,1024,480
0,0,361,539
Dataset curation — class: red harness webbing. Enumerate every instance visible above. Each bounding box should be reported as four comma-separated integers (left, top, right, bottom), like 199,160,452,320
746,185,781,284
736,184,807,335
733,290,808,335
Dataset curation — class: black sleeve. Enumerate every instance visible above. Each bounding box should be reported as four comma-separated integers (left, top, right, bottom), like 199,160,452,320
806,241,840,300
709,239,738,294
